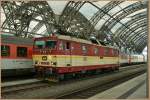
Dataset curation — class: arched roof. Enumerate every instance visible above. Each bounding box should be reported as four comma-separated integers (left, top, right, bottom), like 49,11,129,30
1,0,148,53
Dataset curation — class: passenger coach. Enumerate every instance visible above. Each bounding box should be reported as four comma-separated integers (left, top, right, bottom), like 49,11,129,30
1,35,33,77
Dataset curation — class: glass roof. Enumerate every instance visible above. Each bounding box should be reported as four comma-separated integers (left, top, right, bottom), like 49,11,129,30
47,1,68,15
1,0,148,54
1,0,147,35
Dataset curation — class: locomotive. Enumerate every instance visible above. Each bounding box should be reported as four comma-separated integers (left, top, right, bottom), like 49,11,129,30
1,35,34,77
32,34,145,81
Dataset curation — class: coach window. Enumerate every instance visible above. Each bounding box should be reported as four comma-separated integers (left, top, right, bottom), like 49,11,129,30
111,49,114,56
82,45,87,54
1,45,10,57
66,42,70,50
114,50,118,56
94,48,98,55
17,47,27,57
59,41,63,50
104,48,109,56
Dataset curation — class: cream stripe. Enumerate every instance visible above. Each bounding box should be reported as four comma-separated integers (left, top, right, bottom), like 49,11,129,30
33,55,119,67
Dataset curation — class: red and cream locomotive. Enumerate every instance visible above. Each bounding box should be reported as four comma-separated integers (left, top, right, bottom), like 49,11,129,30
33,34,120,80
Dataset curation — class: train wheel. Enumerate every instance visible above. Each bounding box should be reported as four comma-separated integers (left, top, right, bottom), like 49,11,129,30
72,73,76,78
75,72,81,78
115,67,119,72
95,69,101,74
58,74,64,81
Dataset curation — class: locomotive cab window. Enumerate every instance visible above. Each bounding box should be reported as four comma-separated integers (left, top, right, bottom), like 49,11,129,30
17,47,27,57
46,40,56,49
1,45,10,57
34,40,45,49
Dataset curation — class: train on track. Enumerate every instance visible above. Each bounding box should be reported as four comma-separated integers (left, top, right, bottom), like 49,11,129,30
1,35,34,77
1,34,145,78
32,34,145,81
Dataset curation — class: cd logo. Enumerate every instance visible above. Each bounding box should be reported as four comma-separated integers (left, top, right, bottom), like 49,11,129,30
42,56,47,61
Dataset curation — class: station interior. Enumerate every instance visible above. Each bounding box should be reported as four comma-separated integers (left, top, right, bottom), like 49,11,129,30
1,1,148,99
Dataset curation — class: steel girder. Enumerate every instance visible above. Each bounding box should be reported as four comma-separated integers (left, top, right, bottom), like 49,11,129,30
97,1,147,53
130,28,147,43
58,1,95,39
68,11,93,38
136,40,147,53
30,22,44,33
120,21,147,41
135,35,147,49
100,1,147,31
114,18,147,45
114,11,147,38
88,1,146,40
19,1,56,36
68,11,92,38
125,26,147,45
1,1,31,37
88,1,124,34
31,1,56,35
128,28,147,43
1,1,56,37
128,32,147,52
132,31,147,46
124,28,147,53
120,19,147,40
59,1,85,31
114,20,145,42
98,1,147,50
1,1,148,53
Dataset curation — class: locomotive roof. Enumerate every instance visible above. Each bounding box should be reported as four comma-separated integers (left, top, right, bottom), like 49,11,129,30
1,35,33,45
35,34,118,50
58,35,92,44
58,35,118,49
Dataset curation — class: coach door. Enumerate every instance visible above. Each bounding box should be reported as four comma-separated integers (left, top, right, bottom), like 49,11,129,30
65,41,72,66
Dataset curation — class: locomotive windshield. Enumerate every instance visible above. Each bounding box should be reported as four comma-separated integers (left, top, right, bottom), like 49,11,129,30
34,40,56,49
35,40,45,49
45,40,56,48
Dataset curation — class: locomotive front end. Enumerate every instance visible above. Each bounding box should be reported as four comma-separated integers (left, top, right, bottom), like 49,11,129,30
32,36,58,79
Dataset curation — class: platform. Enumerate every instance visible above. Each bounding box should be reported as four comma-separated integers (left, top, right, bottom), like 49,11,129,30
1,79,41,87
89,72,147,99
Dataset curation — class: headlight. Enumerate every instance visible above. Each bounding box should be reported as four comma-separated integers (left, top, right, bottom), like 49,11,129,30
51,62,57,65
35,61,38,64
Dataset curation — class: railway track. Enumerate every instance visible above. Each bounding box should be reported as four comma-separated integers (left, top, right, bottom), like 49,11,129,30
1,81,50,94
53,64,147,99
2,64,146,99
56,70,146,99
